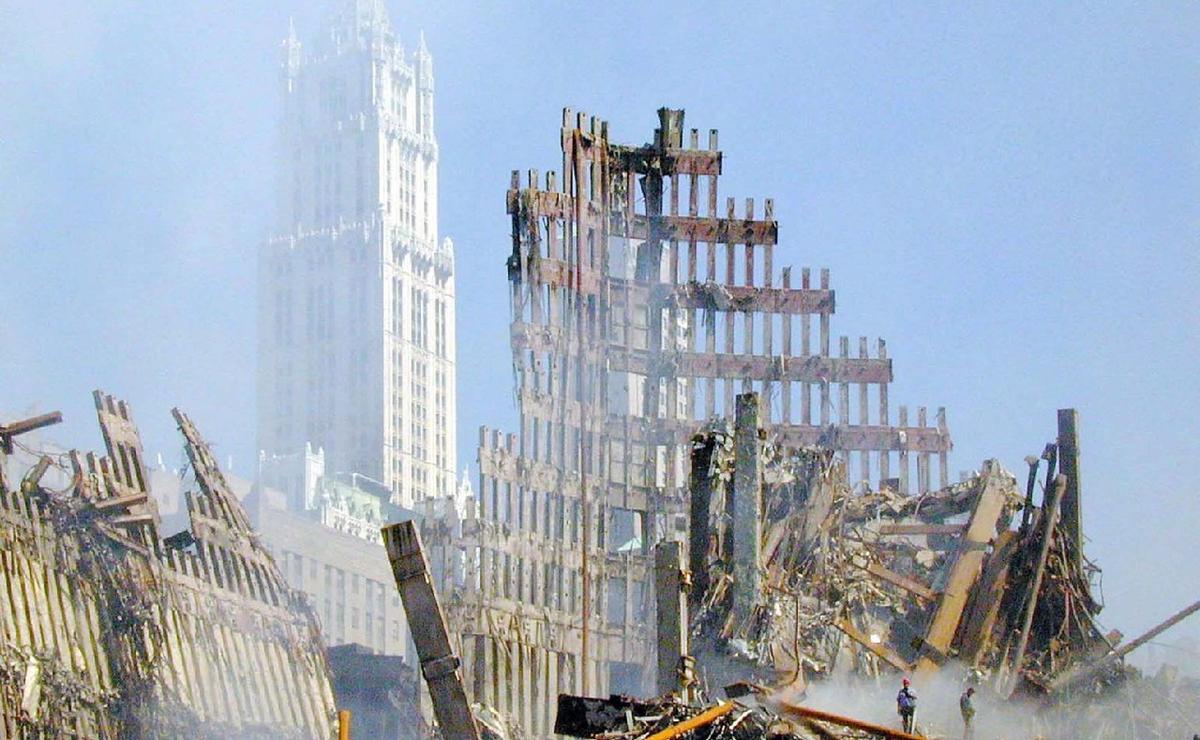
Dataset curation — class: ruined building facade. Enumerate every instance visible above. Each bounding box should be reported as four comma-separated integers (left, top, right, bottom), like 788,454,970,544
0,394,336,737
258,0,457,512
427,108,953,737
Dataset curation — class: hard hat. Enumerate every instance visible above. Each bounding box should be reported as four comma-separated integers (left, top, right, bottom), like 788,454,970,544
902,677,910,686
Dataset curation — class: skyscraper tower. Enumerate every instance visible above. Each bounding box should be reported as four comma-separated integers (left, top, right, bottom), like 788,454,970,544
258,1,456,511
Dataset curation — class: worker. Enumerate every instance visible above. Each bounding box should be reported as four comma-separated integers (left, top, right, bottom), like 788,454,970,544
896,677,917,734
959,686,976,739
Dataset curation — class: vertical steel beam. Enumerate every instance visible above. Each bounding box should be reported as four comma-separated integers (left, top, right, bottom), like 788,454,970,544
688,436,717,607
731,393,762,626
1056,409,1083,570
655,541,691,699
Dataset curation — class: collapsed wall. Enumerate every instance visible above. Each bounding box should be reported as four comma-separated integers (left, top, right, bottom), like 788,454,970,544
0,392,336,738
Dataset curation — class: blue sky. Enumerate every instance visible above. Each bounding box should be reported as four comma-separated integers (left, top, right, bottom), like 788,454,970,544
2,1,1197,645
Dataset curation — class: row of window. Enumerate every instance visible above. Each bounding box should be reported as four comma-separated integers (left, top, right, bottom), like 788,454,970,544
275,547,403,650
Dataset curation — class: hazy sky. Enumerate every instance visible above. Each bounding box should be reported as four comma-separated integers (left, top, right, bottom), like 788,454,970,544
2,1,1197,645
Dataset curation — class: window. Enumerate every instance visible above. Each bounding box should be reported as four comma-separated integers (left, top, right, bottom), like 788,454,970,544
410,287,428,348
434,300,446,357
607,578,627,626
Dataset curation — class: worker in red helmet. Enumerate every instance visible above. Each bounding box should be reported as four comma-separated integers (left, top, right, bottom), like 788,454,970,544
896,677,917,733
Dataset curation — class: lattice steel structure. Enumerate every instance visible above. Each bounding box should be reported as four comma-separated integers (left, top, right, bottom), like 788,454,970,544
432,108,952,737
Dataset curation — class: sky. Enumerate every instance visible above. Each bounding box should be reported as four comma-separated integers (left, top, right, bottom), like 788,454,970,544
2,1,1197,647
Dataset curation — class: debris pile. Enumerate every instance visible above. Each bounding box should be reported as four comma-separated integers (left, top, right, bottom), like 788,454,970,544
554,694,794,739
549,397,1199,739
552,691,937,739
0,393,336,737
681,401,1111,701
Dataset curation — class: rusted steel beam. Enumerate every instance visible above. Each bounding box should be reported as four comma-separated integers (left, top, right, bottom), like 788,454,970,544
0,412,64,439
619,419,951,454
774,701,924,740
609,351,892,384
1108,599,1200,660
1049,599,1200,693
0,411,63,453
617,213,777,246
609,145,723,176
914,463,1011,678
656,282,834,315
383,521,480,740
859,561,939,602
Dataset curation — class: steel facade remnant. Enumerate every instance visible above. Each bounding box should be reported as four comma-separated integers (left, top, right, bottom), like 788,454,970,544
425,108,952,737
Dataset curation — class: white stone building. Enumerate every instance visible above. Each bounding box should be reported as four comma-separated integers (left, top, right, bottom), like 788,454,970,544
258,0,457,514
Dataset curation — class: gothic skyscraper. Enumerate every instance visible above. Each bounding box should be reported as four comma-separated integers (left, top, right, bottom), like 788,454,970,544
258,1,456,511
